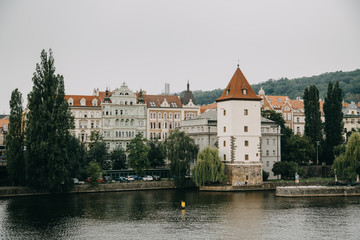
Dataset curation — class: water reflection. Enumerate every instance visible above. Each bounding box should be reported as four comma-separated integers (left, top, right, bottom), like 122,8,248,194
0,190,359,239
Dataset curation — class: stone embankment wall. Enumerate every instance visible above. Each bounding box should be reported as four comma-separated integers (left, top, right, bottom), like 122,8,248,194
276,186,360,197
0,181,182,198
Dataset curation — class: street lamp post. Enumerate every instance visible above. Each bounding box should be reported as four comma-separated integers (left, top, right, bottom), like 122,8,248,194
316,141,319,165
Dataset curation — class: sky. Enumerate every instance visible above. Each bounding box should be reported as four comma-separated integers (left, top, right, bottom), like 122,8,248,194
0,0,359,114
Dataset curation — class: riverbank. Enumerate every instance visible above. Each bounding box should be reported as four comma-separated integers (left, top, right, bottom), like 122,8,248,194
276,185,360,197
199,180,333,192
0,180,189,198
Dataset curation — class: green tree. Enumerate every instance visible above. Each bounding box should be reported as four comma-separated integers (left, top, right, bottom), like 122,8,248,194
88,141,108,169
6,89,25,186
148,139,165,168
164,129,198,187
25,49,74,192
272,161,304,180
333,132,360,181
127,133,150,176
68,136,88,180
282,134,315,165
86,161,102,186
110,146,127,170
303,85,323,163
191,147,227,187
261,110,285,129
323,81,344,165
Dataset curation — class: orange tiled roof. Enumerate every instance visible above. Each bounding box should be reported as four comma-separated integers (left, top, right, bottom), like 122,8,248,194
98,91,113,103
216,67,261,102
200,103,217,113
141,94,182,108
289,100,304,110
65,95,101,107
0,119,9,129
265,96,289,109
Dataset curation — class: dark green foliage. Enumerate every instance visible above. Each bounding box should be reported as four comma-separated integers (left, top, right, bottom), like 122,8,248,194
68,135,88,180
272,161,304,180
303,85,323,159
262,170,269,181
25,49,74,192
86,161,101,186
88,141,108,169
164,129,198,187
282,134,315,165
6,89,25,185
110,146,127,170
127,133,150,176
323,81,344,165
190,69,360,106
261,110,285,129
147,139,165,168
333,132,360,181
191,147,227,187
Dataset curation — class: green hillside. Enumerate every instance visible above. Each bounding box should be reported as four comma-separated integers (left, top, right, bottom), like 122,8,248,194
190,69,360,106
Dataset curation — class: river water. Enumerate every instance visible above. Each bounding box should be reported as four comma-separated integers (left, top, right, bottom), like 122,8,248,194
0,190,359,240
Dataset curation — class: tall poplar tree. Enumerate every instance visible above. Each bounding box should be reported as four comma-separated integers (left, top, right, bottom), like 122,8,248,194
6,89,25,185
323,81,344,165
303,85,323,163
26,49,74,192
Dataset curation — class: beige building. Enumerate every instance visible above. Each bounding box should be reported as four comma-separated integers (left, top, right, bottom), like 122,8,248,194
65,94,102,146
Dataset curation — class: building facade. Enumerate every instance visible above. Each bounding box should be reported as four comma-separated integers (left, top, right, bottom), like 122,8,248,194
100,83,147,151
65,95,102,146
216,67,263,185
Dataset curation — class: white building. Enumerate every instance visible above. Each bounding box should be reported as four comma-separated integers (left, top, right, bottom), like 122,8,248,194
100,83,147,151
65,95,102,146
216,67,263,185
261,117,281,180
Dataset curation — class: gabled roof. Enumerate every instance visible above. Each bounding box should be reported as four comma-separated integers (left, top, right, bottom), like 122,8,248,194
65,95,101,107
98,91,113,103
182,82,197,105
140,94,182,108
266,96,289,110
200,102,217,113
216,67,261,102
289,100,304,110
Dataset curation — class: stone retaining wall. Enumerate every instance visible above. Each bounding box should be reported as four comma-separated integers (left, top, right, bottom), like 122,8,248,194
276,186,360,197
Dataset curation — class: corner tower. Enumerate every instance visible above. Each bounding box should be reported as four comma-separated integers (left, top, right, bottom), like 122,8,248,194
216,67,262,185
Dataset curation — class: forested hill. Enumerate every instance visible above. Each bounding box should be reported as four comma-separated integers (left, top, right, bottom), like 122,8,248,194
188,69,360,106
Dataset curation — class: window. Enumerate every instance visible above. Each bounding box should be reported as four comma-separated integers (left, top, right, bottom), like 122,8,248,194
171,102,177,107
223,109,226,116
273,139,275,146
266,139,269,145
297,117,300,123
245,154,249,160
266,150,269,156
158,113,162,119
224,126,226,132
224,154,226,161
242,89,247,95
158,122,161,129
223,141,226,147
273,150,276,155
244,109,248,115
245,140,249,146
244,126,248,132
150,102,156,107
266,161,269,167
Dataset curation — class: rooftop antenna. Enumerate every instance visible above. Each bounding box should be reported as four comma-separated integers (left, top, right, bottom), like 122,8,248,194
237,59,240,68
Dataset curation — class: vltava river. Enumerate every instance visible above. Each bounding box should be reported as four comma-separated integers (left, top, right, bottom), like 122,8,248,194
0,190,359,239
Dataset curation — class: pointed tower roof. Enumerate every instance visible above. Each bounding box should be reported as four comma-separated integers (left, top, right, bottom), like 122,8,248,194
216,67,261,102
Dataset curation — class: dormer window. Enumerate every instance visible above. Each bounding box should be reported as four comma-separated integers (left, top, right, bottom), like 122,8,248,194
226,89,230,96
242,89,247,95
80,98,86,106
92,99,98,106
68,98,73,106
171,102,177,108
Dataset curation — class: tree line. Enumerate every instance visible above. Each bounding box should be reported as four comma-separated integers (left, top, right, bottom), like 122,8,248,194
188,69,360,106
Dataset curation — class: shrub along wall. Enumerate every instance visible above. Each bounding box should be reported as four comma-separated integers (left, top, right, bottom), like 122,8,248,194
300,165,334,178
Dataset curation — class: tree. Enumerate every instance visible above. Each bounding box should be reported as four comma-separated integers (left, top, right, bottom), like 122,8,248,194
110,146,127,170
333,132,360,181
6,89,25,185
272,161,304,180
68,135,88,180
86,161,102,186
303,85,323,163
191,147,227,187
88,141,108,169
127,133,150,176
261,109,285,129
323,81,344,165
25,49,74,192
282,134,315,165
164,129,198,187
148,139,165,168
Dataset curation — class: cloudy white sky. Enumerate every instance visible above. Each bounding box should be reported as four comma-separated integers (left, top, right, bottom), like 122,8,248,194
0,0,359,114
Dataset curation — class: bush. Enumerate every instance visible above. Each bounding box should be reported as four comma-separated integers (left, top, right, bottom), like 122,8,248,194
272,161,304,180
86,161,102,186
262,170,269,181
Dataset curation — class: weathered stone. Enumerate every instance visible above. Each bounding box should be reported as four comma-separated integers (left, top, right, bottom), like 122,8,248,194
225,163,262,185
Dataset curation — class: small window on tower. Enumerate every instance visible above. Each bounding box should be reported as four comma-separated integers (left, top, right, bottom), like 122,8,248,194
224,126,226,132
245,140,249,146
223,109,226,116
244,126,248,132
244,109,248,115
224,154,226,161
226,89,230,96
245,154,249,160
223,141,226,147
242,89,247,95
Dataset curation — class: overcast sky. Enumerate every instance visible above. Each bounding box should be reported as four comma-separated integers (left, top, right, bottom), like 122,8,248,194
0,0,359,114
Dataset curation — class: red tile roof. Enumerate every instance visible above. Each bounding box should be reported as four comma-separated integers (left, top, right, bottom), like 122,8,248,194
217,67,261,102
65,95,101,107
141,94,182,108
266,96,289,109
0,118,9,129
289,100,304,110
200,103,217,113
